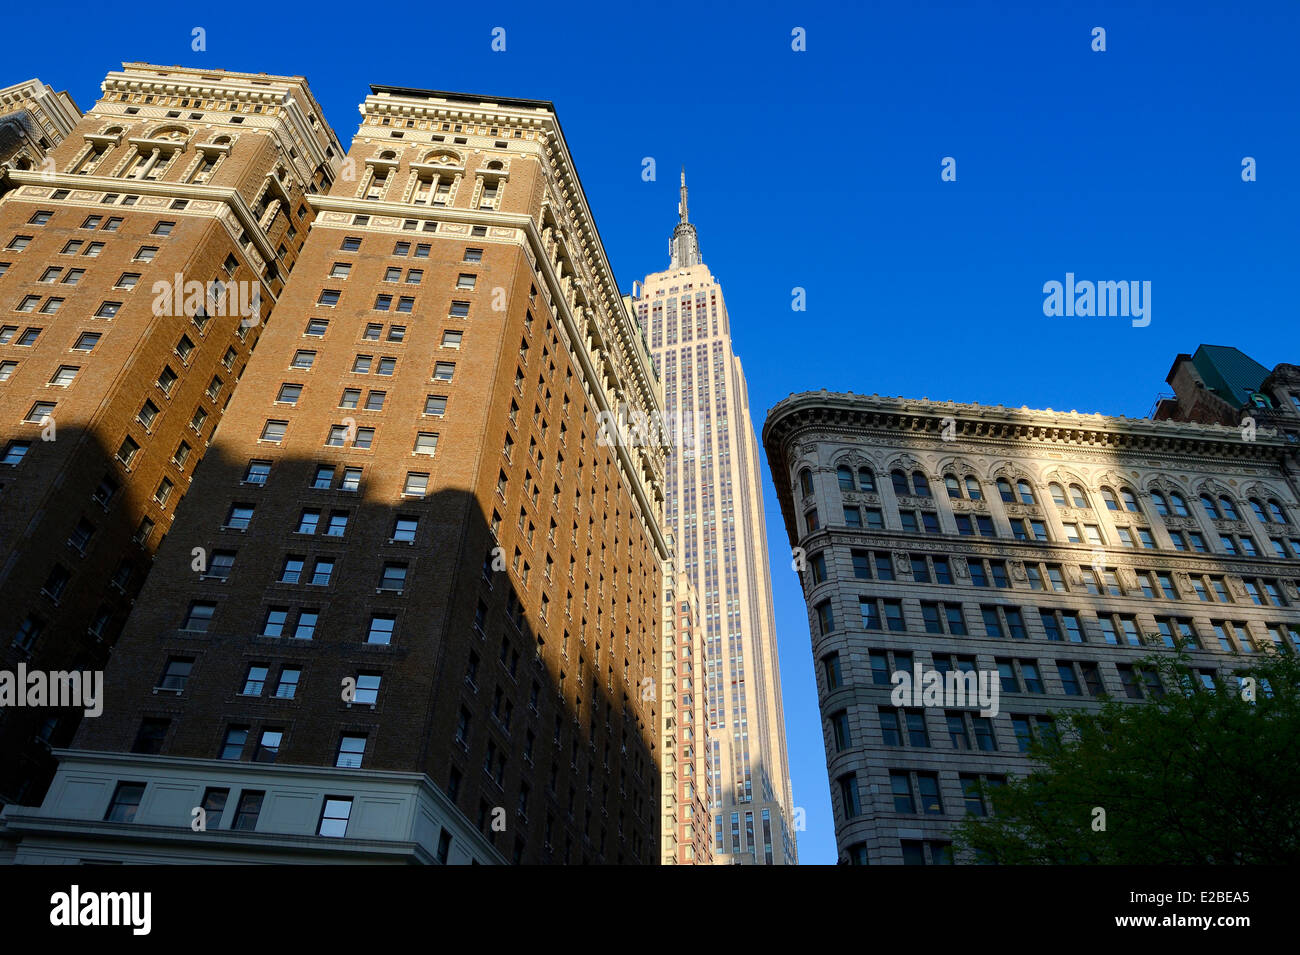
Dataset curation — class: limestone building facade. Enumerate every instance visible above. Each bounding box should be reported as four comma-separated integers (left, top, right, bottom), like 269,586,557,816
633,172,797,864
0,79,81,190
660,564,713,864
763,355,1300,864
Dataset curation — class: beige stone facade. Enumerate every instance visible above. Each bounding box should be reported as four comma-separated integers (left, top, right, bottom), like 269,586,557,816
764,375,1300,864
0,79,81,188
660,565,713,864
634,174,796,864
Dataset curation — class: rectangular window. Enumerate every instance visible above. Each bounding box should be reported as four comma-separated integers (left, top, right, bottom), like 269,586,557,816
159,657,194,692
353,673,381,705
336,735,366,769
368,615,396,645
2,440,32,465
254,729,283,763
293,610,319,640
261,608,288,637
232,790,264,830
220,726,248,760
104,782,147,822
318,797,353,837
379,563,407,591
242,664,269,696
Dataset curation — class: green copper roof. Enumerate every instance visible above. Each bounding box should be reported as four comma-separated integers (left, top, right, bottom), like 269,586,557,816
1192,345,1270,408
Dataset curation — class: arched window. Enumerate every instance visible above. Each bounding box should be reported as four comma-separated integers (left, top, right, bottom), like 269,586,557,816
1050,483,1067,506
944,474,962,499
858,468,875,492
1200,494,1220,519
892,470,909,495
1218,496,1239,521
1169,492,1189,517
1250,499,1268,524
1017,480,1036,505
965,476,982,501
1069,484,1090,509
799,468,813,497
1120,487,1140,512
1101,487,1120,511
912,472,930,497
996,478,1014,502
1150,491,1169,516
1270,500,1289,524
837,466,854,492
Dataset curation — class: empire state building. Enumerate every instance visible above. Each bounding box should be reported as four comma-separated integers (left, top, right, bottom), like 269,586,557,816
634,171,797,864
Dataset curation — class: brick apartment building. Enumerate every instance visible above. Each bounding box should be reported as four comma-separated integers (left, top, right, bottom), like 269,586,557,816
1,78,670,864
0,64,341,804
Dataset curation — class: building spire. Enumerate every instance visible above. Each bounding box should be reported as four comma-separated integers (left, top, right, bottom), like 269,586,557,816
669,165,701,269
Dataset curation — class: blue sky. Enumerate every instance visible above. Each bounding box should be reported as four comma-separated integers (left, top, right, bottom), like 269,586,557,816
10,0,1297,864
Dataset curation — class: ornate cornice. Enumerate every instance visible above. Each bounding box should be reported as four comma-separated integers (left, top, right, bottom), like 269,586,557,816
8,171,281,299
763,391,1296,547
356,90,658,424
764,391,1289,460
103,64,342,180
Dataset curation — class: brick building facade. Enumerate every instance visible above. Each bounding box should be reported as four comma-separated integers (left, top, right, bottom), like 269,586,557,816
0,64,341,803
2,80,669,864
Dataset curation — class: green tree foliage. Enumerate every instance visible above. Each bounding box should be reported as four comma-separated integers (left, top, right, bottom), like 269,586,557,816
953,651,1300,864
